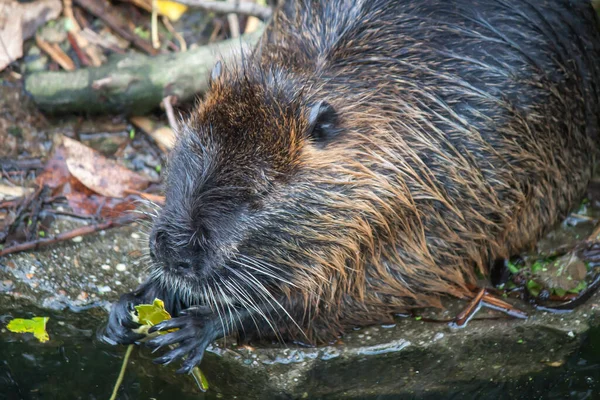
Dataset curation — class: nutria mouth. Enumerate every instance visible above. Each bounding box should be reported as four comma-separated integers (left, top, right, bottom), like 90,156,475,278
101,0,600,374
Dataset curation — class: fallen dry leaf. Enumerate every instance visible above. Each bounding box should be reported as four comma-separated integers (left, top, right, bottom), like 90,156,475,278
130,116,175,152
60,135,152,198
35,136,140,218
0,0,62,71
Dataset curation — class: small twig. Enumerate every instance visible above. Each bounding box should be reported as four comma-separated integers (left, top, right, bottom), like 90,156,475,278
209,20,223,42
227,0,241,39
452,289,486,328
74,0,159,56
67,32,91,66
109,344,134,400
587,221,600,242
0,199,20,209
162,96,178,132
79,28,126,55
26,186,49,241
0,159,44,171
64,0,100,67
151,0,160,49
35,35,76,71
42,209,96,220
161,16,186,51
173,0,272,20
0,213,147,257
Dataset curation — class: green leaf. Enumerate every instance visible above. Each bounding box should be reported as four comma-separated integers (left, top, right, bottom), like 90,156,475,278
567,281,587,294
553,288,567,297
134,298,172,327
64,18,75,32
129,128,135,140
526,280,542,297
530,261,545,273
7,317,50,343
132,299,178,336
155,164,162,173
134,26,150,40
507,261,520,274
39,231,45,237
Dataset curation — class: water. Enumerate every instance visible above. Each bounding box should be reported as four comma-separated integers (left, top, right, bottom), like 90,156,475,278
0,307,598,400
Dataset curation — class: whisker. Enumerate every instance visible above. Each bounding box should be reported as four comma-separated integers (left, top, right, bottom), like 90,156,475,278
224,265,284,342
231,259,296,287
237,269,307,340
208,277,228,344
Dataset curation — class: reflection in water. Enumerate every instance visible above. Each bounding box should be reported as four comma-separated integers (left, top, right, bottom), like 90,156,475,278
0,322,598,400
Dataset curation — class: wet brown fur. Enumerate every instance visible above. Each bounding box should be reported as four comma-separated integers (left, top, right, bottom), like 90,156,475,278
153,0,600,344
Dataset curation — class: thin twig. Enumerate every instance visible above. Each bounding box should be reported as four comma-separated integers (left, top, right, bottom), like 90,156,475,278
67,32,91,66
227,0,241,38
74,0,159,55
0,213,147,257
173,0,272,20
151,0,160,49
161,16,187,51
35,35,76,71
162,96,178,132
26,186,49,241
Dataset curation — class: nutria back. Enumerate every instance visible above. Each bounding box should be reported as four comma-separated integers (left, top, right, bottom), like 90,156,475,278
222,0,600,332
104,0,600,364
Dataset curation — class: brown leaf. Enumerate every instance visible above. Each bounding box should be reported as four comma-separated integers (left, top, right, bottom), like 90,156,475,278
66,192,136,218
130,116,175,152
60,135,152,198
36,138,73,191
0,0,62,71
35,136,141,217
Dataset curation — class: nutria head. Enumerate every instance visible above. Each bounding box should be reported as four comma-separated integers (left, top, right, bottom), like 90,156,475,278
147,61,353,325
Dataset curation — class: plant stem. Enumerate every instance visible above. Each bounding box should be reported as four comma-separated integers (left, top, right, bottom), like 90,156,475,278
109,344,134,400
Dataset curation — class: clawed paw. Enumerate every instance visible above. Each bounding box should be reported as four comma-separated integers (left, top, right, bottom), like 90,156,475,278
145,306,217,374
98,292,145,345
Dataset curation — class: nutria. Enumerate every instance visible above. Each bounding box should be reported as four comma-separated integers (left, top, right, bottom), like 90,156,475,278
101,0,600,373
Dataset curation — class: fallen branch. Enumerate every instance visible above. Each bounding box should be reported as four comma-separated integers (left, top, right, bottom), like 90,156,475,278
0,213,147,258
24,28,264,115
173,0,272,20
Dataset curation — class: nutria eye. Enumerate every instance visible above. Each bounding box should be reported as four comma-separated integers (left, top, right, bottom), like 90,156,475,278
150,229,167,260
307,101,339,143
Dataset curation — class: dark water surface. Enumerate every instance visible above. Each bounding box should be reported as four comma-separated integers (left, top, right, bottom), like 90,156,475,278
0,308,598,400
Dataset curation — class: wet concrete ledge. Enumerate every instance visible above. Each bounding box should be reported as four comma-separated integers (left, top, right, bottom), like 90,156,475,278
1,222,599,399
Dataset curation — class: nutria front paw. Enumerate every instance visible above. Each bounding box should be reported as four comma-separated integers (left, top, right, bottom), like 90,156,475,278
146,306,220,374
99,292,145,346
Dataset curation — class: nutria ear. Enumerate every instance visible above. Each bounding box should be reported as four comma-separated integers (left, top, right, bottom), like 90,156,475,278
210,61,223,82
307,101,339,143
